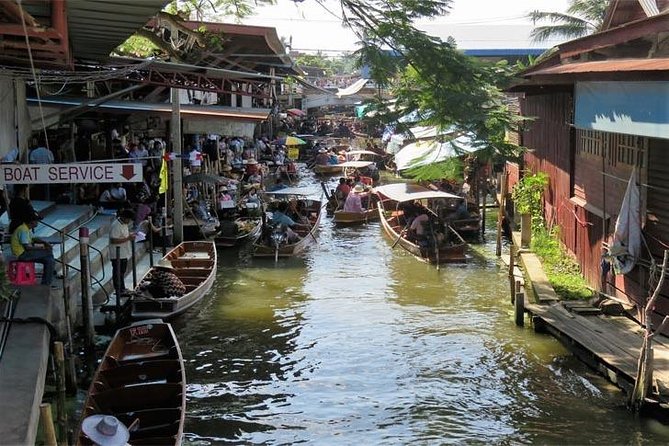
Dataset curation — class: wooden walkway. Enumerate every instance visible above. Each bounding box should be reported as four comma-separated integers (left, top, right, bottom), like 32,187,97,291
525,300,669,397
505,233,669,401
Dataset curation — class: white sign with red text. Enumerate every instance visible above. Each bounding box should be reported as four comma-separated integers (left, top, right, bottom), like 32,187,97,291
0,163,143,184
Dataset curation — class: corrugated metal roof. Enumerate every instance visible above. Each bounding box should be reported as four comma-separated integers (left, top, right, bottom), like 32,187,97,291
527,58,669,76
28,97,270,120
67,0,169,62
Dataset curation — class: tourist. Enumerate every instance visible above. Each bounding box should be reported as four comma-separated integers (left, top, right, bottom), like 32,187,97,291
81,414,130,446
10,213,56,286
343,185,366,213
335,177,351,200
137,259,186,299
8,184,38,234
109,208,136,295
99,183,128,209
315,148,330,165
409,212,430,244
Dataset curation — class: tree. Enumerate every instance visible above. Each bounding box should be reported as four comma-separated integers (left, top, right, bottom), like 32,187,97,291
528,0,608,43
117,0,525,180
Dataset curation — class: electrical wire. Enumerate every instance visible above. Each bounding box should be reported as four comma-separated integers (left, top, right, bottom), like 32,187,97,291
17,0,49,151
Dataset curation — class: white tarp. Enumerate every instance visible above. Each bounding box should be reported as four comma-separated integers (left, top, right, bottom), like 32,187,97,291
608,168,642,274
336,78,370,97
394,135,478,171
386,126,447,154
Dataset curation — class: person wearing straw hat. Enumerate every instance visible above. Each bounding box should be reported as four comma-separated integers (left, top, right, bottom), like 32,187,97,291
81,415,130,446
343,184,367,213
137,259,186,299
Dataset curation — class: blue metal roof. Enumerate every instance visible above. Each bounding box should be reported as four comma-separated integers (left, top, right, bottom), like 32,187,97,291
463,49,548,57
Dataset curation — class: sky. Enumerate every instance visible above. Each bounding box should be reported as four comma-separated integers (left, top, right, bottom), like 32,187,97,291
241,0,573,54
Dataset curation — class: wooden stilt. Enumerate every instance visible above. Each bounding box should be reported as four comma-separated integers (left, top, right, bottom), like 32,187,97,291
40,403,58,446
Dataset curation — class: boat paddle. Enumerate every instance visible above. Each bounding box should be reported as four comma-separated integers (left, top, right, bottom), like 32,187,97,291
392,226,409,249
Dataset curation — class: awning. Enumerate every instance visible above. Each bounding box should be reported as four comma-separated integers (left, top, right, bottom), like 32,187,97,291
374,183,462,202
336,79,370,97
28,97,270,120
395,135,478,171
338,161,375,169
386,126,450,154
575,81,669,139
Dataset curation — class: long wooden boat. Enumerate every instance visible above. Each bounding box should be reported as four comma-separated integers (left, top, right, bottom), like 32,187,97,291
131,241,217,319
313,163,343,175
76,320,186,446
333,208,379,225
375,183,468,263
253,187,323,260
214,217,263,248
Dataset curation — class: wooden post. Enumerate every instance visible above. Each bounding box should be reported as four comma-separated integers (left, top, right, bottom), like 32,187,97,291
496,171,508,257
78,228,94,349
171,88,184,244
515,281,524,326
631,250,669,410
508,245,516,304
53,342,68,445
40,403,58,446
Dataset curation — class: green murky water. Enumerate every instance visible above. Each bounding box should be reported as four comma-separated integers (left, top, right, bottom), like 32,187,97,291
172,176,669,445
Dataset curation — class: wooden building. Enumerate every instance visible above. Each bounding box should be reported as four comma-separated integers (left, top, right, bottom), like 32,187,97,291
511,1,669,326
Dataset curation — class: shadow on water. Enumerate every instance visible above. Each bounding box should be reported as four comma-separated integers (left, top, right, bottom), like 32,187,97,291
174,171,669,445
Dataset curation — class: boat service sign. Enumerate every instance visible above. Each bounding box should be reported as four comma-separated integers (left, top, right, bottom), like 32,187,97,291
0,163,143,184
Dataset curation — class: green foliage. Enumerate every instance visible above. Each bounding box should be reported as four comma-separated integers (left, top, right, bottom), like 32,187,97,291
511,171,548,230
529,0,608,42
165,0,276,20
116,35,162,58
403,157,462,181
532,226,592,300
294,53,358,77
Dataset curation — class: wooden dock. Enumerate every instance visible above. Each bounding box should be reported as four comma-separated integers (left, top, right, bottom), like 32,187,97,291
506,235,669,402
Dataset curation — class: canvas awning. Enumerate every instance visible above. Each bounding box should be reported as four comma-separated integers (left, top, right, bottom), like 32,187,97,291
394,135,478,171
374,183,462,202
338,161,375,169
575,81,669,139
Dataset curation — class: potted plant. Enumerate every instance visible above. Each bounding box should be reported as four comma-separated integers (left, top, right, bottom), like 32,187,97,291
511,171,548,247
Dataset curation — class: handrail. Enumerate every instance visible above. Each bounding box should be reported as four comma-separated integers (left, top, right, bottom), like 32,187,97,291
37,216,111,304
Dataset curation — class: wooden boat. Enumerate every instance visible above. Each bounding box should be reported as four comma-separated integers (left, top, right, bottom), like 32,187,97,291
76,320,186,446
131,241,216,319
214,216,263,248
253,187,323,260
313,163,343,175
183,216,219,241
375,183,468,263
333,208,379,225
332,187,379,225
450,203,482,239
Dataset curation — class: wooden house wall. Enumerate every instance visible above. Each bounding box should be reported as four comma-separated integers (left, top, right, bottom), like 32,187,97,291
520,92,576,253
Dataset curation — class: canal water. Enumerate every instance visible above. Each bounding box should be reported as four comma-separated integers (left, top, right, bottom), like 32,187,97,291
172,177,669,445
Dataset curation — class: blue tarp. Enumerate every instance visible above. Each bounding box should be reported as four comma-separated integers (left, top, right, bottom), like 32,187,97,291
575,81,669,139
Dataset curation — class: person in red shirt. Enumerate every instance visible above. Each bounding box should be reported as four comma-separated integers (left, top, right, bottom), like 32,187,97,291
335,177,351,200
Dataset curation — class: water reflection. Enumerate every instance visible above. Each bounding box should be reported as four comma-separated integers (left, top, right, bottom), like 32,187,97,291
175,173,669,445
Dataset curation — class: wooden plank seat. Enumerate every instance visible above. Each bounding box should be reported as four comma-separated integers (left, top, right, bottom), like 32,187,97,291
91,383,183,413
96,360,183,390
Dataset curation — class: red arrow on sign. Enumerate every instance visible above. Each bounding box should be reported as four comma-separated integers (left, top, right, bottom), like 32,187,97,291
121,164,136,181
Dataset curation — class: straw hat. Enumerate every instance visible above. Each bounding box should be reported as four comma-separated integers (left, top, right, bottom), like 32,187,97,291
318,148,327,153
353,184,365,193
221,165,232,171
246,159,258,165
81,415,130,446
156,259,175,271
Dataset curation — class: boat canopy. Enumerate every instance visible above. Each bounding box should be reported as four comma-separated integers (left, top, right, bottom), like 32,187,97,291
265,187,315,197
338,160,375,169
346,150,378,157
374,183,463,202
